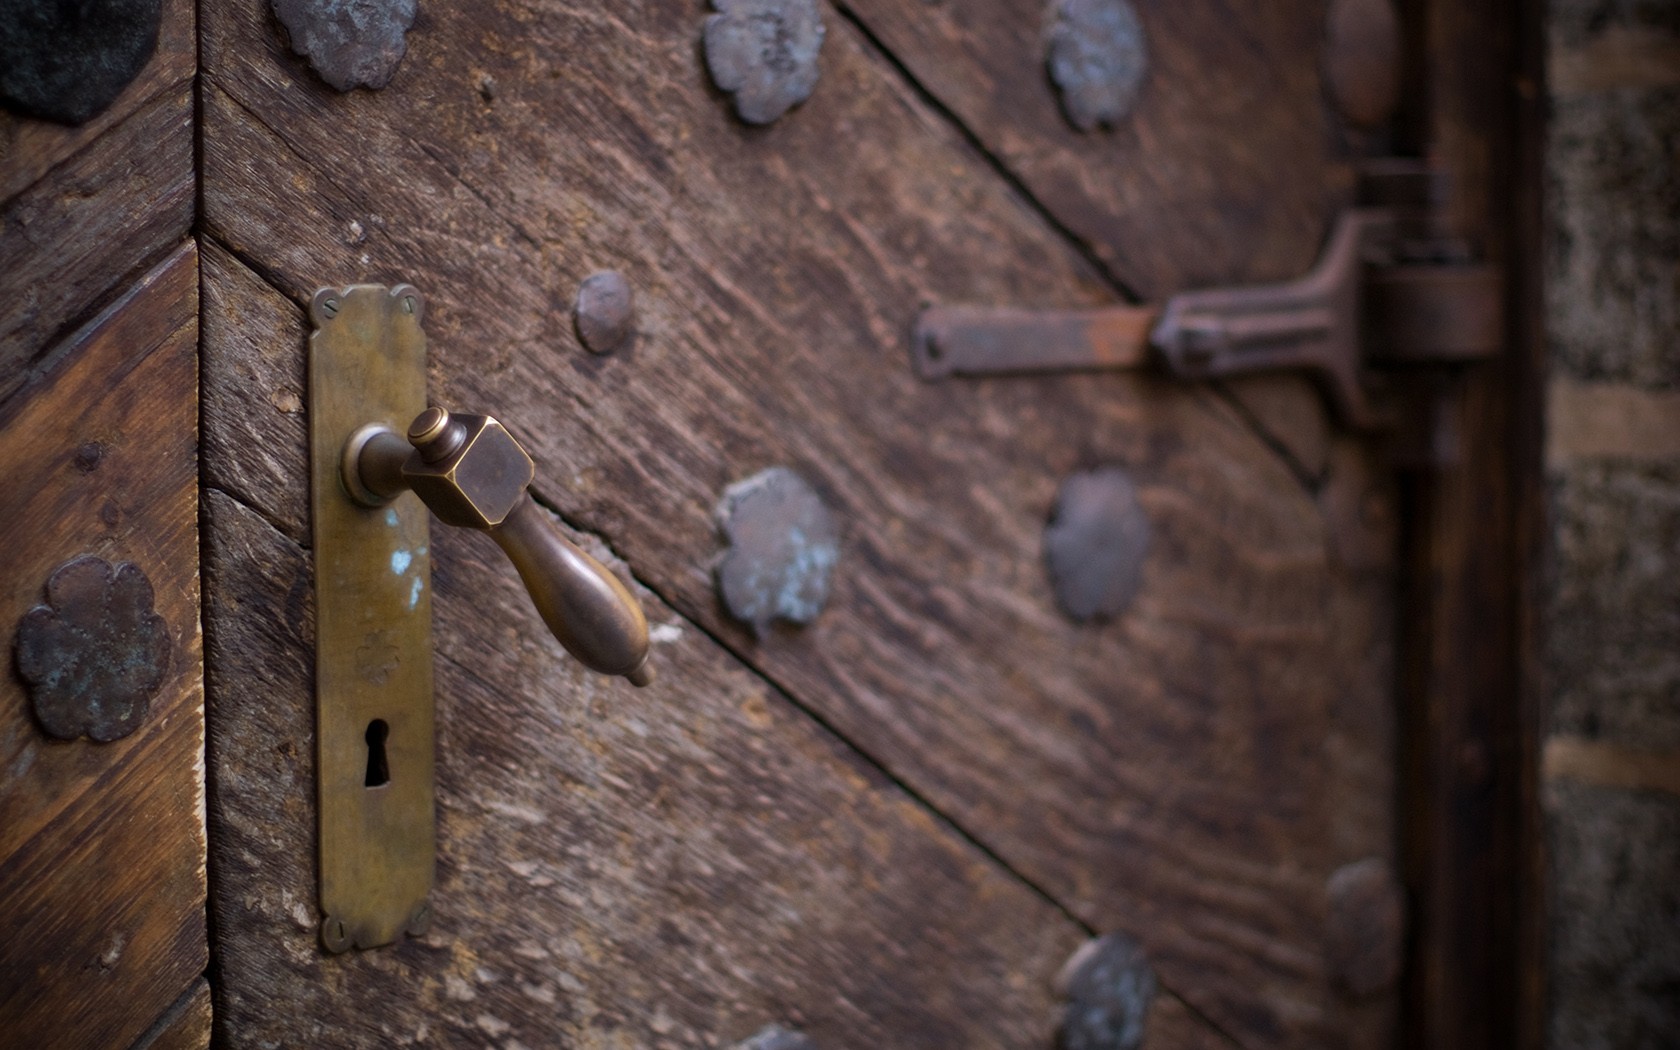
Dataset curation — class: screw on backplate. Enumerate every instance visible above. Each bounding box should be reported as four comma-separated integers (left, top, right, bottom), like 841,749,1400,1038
402,295,416,314
321,298,340,318
406,902,433,937
1325,857,1406,997
320,914,352,953
1043,467,1152,623
1056,934,1156,1050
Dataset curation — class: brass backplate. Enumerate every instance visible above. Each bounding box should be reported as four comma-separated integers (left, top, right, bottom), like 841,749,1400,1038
308,284,433,952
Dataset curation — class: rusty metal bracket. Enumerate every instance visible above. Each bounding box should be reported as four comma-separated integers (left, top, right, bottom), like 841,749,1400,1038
914,163,1503,449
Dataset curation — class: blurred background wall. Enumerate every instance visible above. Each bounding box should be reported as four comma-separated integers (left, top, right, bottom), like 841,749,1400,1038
1542,1,1680,1044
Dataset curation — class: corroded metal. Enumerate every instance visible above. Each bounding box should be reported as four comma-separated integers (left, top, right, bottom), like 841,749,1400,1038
1324,0,1402,128
1044,468,1151,623
1056,933,1156,1050
715,467,839,637
1046,0,1148,132
914,303,1157,379
1152,209,1397,430
272,0,417,92
733,1027,816,1050
913,163,1503,451
703,0,825,126
0,0,161,124
1325,857,1406,997
14,555,171,742
350,406,655,687
575,270,635,355
309,282,434,952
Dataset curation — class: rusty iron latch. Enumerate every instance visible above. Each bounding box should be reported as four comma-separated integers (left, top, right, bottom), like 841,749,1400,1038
914,162,1502,456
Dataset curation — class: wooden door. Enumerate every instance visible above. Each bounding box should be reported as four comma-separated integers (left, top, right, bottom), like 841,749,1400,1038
0,1,209,1047
1,0,1537,1047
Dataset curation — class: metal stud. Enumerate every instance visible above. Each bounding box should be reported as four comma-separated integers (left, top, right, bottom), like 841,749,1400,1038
1056,934,1156,1050
1325,858,1406,997
703,0,826,126
1044,467,1151,622
0,0,162,125
575,270,636,355
14,555,172,742
715,467,839,637
1046,0,1148,132
1323,0,1402,128
271,0,418,92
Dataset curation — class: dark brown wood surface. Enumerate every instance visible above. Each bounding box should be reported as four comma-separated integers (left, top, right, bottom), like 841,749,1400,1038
838,0,1350,299
1395,0,1547,1046
134,981,213,1050
202,241,1233,1049
0,245,205,1050
199,1,1403,1046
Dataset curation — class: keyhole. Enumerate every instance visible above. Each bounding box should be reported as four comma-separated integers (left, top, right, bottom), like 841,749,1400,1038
364,719,390,787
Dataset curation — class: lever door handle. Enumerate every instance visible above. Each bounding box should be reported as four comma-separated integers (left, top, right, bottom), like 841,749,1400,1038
345,406,653,687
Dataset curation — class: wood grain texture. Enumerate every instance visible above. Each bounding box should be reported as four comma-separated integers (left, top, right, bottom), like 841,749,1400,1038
133,980,213,1050
0,245,205,1050
0,85,195,407
837,0,1351,299
0,0,195,205
201,244,1229,1049
201,2,1397,1044
1396,0,1547,1045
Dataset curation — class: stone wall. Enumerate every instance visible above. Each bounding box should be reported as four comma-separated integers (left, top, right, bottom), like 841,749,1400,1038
1543,1,1680,1045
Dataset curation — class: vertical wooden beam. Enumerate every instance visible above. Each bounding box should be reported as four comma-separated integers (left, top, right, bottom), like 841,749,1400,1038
1395,0,1547,1045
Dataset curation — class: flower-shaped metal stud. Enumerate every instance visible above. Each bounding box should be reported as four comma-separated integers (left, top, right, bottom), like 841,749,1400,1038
1046,0,1149,132
0,0,163,125
702,0,826,126
14,555,171,742
271,0,418,92
715,467,839,637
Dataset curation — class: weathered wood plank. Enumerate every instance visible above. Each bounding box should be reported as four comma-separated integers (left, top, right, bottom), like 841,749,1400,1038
0,245,205,1050
1398,0,1548,1044
0,85,194,407
133,980,213,1050
838,0,1349,298
201,243,1229,1049
202,2,1395,1043
0,0,195,205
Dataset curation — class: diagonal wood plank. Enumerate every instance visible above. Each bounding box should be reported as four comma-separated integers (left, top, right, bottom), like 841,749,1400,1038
201,2,1398,1044
0,245,205,1050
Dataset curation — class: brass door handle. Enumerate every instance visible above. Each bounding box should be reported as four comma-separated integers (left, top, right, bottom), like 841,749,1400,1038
344,406,653,688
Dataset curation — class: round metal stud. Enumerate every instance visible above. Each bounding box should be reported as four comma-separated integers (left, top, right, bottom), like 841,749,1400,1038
575,270,636,355
1044,467,1152,622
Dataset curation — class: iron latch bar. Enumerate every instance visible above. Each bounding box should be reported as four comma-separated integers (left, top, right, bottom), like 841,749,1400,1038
914,163,1503,435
